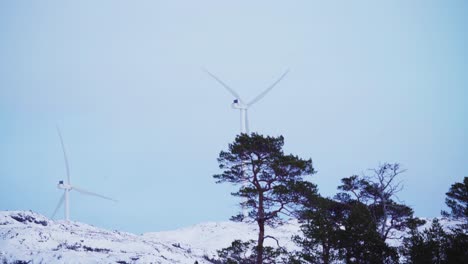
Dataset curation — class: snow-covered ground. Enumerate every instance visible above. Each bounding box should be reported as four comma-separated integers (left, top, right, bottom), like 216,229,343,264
0,211,209,264
0,211,300,264
143,219,301,259
0,211,462,264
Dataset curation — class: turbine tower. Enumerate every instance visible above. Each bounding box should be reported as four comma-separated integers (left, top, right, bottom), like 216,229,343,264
204,69,290,134
52,127,117,221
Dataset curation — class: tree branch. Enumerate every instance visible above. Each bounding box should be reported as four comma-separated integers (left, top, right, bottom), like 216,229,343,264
264,235,281,248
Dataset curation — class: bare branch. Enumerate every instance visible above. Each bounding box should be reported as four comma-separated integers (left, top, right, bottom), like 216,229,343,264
264,235,281,248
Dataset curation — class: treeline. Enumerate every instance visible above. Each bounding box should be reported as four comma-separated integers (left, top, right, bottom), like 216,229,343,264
207,133,468,264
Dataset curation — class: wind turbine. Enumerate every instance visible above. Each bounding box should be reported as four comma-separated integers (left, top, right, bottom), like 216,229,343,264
51,127,117,221
204,69,290,134
204,69,289,218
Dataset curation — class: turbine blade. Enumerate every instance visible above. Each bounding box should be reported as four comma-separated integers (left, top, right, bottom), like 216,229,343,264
51,192,65,219
56,126,71,185
203,68,246,104
247,69,290,106
72,186,118,202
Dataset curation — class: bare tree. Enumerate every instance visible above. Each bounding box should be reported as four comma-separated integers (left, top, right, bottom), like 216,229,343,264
338,163,415,241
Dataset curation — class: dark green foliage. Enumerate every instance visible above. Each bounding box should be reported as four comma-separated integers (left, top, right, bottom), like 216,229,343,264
215,240,286,264
337,163,416,242
400,224,428,263
368,200,415,239
442,177,468,222
402,219,449,264
214,134,315,222
339,201,399,264
424,220,449,263
217,240,257,264
294,200,399,264
337,175,368,203
400,216,428,262
293,184,398,264
400,177,468,263
214,133,315,264
213,140,468,264
293,195,344,264
443,177,468,263
401,218,468,264
445,227,468,264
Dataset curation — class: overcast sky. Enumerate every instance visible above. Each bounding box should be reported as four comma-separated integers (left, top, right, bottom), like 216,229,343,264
1,0,467,234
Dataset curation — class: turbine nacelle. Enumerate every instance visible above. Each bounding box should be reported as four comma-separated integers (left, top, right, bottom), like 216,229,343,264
231,99,247,110
57,180,72,190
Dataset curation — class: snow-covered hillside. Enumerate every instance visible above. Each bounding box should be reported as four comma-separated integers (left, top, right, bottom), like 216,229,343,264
0,211,300,264
0,211,462,264
0,211,209,264
143,220,301,259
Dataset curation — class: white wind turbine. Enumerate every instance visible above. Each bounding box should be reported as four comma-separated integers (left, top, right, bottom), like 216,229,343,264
51,127,117,221
204,69,290,134
205,69,289,218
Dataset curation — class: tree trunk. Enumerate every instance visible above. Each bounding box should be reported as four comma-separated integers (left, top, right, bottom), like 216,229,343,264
380,189,388,240
256,192,265,264
380,189,388,263
322,243,330,264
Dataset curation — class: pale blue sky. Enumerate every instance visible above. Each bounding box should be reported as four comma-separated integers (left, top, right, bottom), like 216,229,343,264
1,0,467,233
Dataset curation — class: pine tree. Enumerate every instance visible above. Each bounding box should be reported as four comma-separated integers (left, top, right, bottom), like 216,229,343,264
442,177,468,223
337,163,416,242
294,189,398,263
214,133,315,264
217,240,257,264
402,219,449,264
338,201,398,264
441,177,468,263
425,219,449,264
293,195,344,264
402,216,468,264
445,227,468,264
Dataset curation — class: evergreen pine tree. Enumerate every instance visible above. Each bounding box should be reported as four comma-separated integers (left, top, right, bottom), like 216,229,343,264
442,177,468,225
293,195,344,264
214,133,315,264
424,219,449,264
441,177,468,263
445,227,468,264
402,219,449,264
338,201,398,264
294,188,398,263
337,163,417,242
